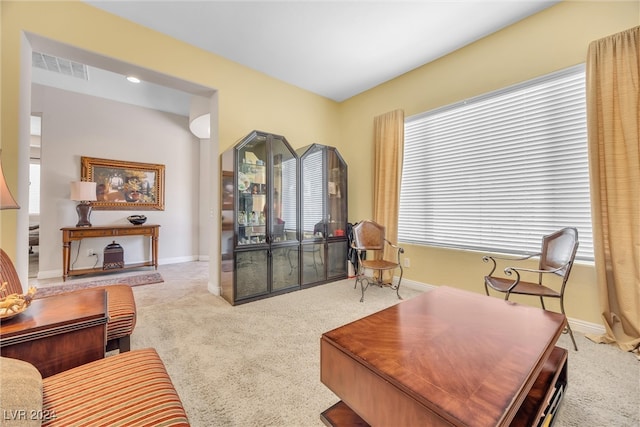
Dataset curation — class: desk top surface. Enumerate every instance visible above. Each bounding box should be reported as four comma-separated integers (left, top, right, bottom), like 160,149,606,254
321,286,566,426
0,289,108,339
61,224,160,231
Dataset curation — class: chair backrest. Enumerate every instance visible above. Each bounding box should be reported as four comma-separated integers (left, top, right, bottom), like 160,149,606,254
352,220,385,251
539,227,579,279
272,222,285,240
0,248,24,296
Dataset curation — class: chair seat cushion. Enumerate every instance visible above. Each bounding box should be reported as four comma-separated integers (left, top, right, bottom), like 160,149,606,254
484,276,561,297
361,259,399,271
95,285,137,341
42,348,188,426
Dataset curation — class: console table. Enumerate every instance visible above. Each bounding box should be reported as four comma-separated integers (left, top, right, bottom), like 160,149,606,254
0,289,108,377
321,286,568,427
61,224,160,281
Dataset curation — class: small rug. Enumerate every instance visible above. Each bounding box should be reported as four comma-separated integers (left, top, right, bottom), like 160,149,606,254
35,272,164,299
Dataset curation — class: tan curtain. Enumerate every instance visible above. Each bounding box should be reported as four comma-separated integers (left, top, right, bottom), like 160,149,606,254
373,109,404,281
585,26,640,353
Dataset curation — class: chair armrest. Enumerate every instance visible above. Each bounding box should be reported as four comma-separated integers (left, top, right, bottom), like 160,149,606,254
482,252,541,276
494,262,571,293
350,243,366,260
384,239,404,253
384,239,405,265
505,262,570,277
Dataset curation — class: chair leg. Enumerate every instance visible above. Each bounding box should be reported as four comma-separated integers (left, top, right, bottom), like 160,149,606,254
560,297,578,351
353,264,370,302
287,249,295,276
395,267,403,300
565,323,578,351
357,273,370,303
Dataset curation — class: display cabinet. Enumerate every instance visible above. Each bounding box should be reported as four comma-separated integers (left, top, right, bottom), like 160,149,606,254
220,130,300,305
297,144,348,286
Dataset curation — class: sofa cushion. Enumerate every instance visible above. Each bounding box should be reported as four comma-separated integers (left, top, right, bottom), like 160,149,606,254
95,285,137,341
42,348,188,426
0,357,43,427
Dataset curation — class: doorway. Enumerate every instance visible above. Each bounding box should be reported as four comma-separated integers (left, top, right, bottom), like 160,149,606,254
28,115,41,279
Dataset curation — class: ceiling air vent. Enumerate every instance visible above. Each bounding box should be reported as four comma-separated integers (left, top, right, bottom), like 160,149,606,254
32,52,89,80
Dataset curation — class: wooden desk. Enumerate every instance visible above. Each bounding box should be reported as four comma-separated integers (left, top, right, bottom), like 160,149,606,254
61,224,160,281
320,286,568,427
0,289,108,377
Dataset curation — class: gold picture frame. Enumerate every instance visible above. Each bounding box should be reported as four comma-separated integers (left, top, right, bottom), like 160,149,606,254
81,156,165,211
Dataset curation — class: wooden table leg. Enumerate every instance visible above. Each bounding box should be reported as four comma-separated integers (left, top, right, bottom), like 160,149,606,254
62,240,71,281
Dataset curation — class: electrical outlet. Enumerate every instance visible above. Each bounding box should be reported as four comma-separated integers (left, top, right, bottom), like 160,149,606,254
403,258,410,268
87,249,95,256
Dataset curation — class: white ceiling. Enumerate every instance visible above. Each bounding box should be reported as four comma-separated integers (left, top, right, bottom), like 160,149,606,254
84,0,560,102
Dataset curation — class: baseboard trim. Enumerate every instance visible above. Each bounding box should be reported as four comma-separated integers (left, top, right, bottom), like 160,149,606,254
566,317,605,335
396,277,605,335
208,281,221,296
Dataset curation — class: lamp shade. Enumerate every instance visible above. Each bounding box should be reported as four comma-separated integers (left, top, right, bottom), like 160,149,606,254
189,95,211,139
189,113,211,139
0,151,19,210
70,181,97,202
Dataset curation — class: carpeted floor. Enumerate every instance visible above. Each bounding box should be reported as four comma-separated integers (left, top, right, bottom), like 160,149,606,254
128,262,639,427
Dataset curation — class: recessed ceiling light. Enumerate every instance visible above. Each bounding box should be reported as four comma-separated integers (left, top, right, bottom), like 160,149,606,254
126,76,141,83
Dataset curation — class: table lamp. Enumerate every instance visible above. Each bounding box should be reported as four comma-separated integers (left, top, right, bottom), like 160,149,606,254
70,181,97,227
0,150,20,210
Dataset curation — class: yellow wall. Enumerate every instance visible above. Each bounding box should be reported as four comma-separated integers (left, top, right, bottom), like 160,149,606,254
339,0,639,325
0,0,340,256
2,1,637,325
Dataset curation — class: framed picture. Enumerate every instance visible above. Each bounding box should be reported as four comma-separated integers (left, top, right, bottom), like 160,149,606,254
81,156,165,211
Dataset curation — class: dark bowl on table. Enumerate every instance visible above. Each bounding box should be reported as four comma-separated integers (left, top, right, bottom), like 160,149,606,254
127,215,147,225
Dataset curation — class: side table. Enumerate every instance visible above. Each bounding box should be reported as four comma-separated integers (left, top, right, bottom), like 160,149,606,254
0,289,108,377
61,224,160,281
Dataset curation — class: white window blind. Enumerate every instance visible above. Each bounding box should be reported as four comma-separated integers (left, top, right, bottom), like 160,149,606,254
280,157,297,229
399,64,593,260
302,150,324,232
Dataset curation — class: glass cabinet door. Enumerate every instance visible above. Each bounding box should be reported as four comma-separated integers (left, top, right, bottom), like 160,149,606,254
220,130,300,305
269,135,299,292
237,134,268,247
298,144,348,286
300,145,326,285
326,148,347,239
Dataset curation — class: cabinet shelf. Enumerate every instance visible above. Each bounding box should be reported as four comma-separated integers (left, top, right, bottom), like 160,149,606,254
67,261,156,277
512,346,568,427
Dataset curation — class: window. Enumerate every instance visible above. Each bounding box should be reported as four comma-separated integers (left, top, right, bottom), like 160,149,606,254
399,64,593,260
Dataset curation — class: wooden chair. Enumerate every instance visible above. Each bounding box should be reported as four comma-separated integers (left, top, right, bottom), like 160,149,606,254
483,227,579,350
0,248,136,353
351,220,404,302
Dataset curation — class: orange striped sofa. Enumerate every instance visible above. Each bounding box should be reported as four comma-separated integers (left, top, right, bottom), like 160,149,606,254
0,249,136,353
1,348,189,426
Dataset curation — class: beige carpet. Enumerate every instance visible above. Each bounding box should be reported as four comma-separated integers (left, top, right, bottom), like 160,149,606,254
130,262,640,427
